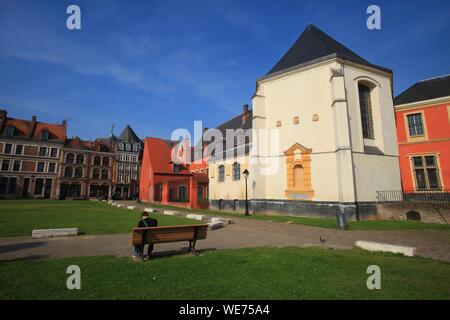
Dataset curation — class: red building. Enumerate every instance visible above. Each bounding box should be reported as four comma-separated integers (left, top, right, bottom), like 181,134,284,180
394,75,450,192
139,137,208,209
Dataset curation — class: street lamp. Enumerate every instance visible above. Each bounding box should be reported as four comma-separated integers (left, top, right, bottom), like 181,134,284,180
243,169,249,216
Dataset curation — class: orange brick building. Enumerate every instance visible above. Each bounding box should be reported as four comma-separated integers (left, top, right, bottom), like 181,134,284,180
139,137,208,209
394,75,450,191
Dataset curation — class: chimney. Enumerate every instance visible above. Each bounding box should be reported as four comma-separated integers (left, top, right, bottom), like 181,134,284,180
0,110,6,134
28,115,37,138
242,104,249,125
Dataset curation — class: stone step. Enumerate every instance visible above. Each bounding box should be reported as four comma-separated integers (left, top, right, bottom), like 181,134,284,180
355,240,416,257
186,214,208,221
211,217,234,224
144,207,156,213
163,210,183,216
208,221,224,230
32,228,78,239
127,206,137,210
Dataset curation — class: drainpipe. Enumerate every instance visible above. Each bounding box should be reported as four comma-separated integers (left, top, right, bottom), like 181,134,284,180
341,62,360,221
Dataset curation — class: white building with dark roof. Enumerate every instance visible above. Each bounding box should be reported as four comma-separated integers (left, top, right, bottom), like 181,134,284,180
207,24,401,220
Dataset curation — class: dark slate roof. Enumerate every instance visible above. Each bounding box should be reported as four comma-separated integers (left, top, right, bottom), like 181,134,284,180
203,110,252,161
265,24,390,78
215,109,253,136
118,125,141,142
394,75,450,106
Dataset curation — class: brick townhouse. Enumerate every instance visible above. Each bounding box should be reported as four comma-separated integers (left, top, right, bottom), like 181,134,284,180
57,137,116,199
0,110,66,199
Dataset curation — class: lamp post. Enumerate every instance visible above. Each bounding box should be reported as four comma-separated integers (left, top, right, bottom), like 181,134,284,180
243,169,249,216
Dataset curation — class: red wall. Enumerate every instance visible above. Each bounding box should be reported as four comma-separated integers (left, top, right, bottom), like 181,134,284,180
396,102,450,190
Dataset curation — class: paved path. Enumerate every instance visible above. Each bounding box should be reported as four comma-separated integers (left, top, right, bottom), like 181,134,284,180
1,202,449,262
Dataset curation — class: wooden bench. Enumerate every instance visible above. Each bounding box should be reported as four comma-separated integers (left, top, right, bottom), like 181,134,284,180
131,224,208,255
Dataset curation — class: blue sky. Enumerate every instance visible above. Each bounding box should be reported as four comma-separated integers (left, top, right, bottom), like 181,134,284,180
0,0,449,140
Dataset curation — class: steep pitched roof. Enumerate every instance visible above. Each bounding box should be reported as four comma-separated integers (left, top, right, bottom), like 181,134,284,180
265,24,389,77
1,110,66,141
394,75,450,106
118,125,141,142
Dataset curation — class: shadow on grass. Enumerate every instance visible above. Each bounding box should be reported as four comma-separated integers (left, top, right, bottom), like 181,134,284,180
140,247,217,261
0,241,46,254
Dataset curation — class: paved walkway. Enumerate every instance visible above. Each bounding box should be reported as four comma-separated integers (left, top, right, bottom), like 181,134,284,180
1,202,449,262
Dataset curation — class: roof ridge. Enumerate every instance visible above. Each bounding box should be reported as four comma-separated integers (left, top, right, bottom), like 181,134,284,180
418,74,450,82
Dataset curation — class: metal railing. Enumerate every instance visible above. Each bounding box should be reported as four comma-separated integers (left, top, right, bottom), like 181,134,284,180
376,189,450,204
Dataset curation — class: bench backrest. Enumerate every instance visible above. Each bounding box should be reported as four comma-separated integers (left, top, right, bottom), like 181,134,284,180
131,224,208,246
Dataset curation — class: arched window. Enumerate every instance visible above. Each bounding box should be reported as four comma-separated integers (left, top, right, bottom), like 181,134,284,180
76,154,84,164
74,167,83,178
293,165,305,190
102,156,110,167
358,84,375,139
66,153,74,164
232,162,241,181
218,165,225,182
92,168,100,179
64,166,73,178
93,156,101,166
178,186,187,202
101,169,109,180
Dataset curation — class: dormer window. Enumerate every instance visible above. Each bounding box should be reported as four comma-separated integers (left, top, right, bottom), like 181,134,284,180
41,129,50,140
125,144,131,151
118,143,124,151
133,144,139,152
4,126,15,137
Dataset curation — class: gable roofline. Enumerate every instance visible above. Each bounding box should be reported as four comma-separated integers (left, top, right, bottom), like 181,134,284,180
261,24,391,81
258,53,392,83
118,124,141,142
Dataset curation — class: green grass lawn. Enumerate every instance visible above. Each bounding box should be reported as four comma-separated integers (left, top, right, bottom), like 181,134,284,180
0,247,449,299
144,202,450,231
0,200,200,237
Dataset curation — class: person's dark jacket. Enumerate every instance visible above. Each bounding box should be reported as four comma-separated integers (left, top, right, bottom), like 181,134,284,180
138,217,158,228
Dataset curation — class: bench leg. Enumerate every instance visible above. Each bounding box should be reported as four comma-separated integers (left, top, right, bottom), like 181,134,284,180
188,240,197,255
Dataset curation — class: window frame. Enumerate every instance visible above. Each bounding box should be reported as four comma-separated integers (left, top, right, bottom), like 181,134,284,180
411,154,442,191
358,83,375,140
403,110,429,142
218,165,225,182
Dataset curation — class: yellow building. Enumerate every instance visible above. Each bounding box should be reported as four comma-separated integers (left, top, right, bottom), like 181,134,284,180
207,24,401,220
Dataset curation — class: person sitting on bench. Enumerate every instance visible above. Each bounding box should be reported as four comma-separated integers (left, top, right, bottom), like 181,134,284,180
132,211,158,260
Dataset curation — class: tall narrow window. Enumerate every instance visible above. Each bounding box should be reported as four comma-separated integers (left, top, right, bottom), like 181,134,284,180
8,177,17,194
93,156,101,166
64,166,73,178
34,178,44,195
358,84,374,139
15,145,23,155
4,143,12,154
101,169,109,180
218,165,225,182
74,167,83,178
76,154,84,164
412,155,441,190
66,153,74,163
92,168,100,179
407,113,424,137
232,162,241,181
